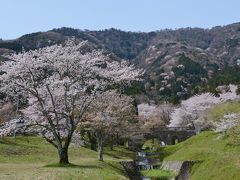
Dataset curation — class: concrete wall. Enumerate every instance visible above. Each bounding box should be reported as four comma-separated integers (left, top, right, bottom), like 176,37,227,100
161,160,195,180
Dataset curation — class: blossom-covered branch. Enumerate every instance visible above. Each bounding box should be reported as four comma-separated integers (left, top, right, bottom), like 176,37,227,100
0,39,142,164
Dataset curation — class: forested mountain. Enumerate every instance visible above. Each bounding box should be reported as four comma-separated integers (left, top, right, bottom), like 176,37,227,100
1,22,240,103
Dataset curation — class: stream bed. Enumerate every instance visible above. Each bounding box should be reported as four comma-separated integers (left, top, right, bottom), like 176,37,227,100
136,151,162,179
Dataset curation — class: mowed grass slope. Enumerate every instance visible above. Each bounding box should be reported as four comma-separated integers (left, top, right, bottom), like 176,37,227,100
0,136,134,180
206,101,240,122
161,131,240,180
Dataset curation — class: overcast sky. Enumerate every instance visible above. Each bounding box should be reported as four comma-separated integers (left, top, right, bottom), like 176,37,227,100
1,0,240,39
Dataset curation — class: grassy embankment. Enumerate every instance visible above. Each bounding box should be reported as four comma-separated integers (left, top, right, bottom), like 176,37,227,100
143,131,240,180
142,101,240,179
0,136,134,180
207,101,240,122
163,131,240,179
141,169,176,180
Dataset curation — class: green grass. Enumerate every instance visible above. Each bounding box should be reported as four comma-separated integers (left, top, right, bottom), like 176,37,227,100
158,131,240,180
206,101,240,122
141,169,176,180
0,136,134,180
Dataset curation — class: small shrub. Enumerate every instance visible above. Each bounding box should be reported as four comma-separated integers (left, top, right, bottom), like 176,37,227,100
227,125,240,145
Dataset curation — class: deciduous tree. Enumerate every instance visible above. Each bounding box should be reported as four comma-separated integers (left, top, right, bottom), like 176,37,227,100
82,90,136,161
0,39,142,164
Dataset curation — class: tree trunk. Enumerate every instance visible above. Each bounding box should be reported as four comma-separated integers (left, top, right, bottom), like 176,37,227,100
58,148,69,165
97,136,103,161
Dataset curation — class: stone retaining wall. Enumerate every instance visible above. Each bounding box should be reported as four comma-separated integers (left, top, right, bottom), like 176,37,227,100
161,160,196,180
120,161,141,180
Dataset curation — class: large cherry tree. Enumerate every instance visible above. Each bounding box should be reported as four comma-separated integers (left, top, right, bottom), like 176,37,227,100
0,40,142,165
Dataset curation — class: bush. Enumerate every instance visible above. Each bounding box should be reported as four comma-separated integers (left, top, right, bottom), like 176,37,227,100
227,125,240,145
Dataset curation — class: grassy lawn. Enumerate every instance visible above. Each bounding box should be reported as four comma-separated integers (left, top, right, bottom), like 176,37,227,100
159,131,240,180
0,136,134,180
141,169,176,180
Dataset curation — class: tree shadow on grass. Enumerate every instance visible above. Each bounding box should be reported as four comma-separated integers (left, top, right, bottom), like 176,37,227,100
103,161,131,179
44,163,101,169
101,161,126,176
104,152,124,159
0,139,19,146
104,151,134,160
104,148,134,159
0,138,40,149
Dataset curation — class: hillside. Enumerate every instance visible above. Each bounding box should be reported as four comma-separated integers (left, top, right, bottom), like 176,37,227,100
1,23,240,103
157,131,240,179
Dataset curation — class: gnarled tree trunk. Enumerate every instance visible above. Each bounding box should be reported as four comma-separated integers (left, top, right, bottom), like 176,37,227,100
58,148,69,165
56,134,72,165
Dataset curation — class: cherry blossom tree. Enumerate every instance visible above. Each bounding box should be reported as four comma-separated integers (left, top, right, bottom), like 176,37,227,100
169,85,240,128
0,39,142,164
169,93,221,127
138,103,173,133
82,90,136,161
